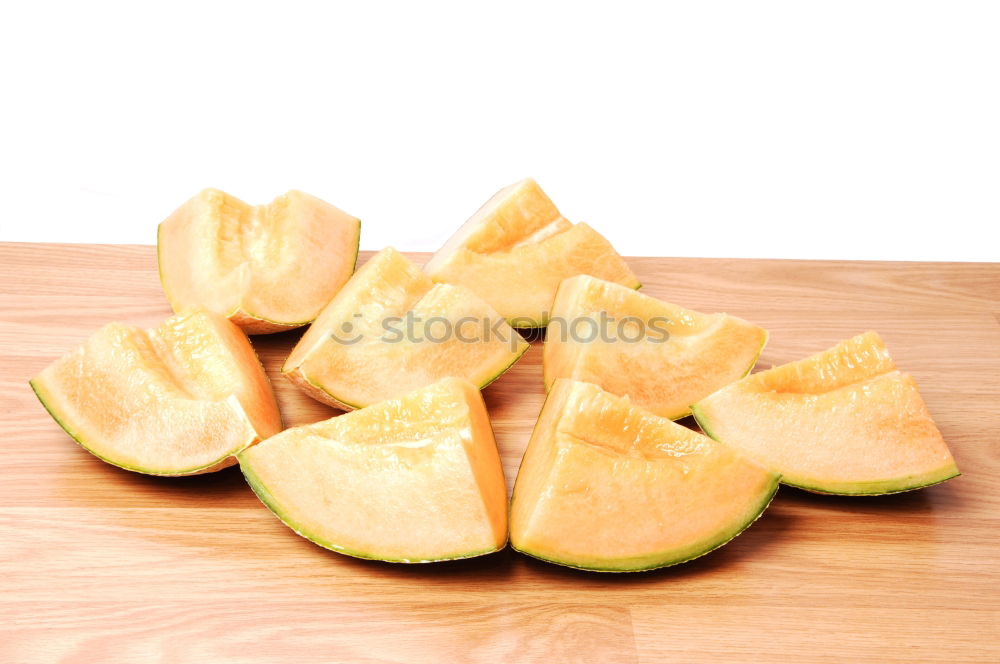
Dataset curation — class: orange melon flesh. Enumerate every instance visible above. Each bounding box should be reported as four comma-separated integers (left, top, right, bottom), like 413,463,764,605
238,377,508,562
158,188,361,334
544,275,767,419
423,179,639,327
283,247,529,410
30,310,282,476
510,380,779,572
691,332,959,495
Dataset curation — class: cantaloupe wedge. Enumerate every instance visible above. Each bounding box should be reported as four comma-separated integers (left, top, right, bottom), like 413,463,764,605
692,332,959,495
510,380,779,572
544,275,767,419
239,377,508,562
30,310,282,476
158,188,361,334
283,247,529,410
424,179,639,327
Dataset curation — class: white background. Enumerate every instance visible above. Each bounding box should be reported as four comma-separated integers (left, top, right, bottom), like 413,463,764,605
1,1,997,261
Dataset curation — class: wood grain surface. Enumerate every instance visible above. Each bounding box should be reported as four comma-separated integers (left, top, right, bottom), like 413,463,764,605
1,242,998,663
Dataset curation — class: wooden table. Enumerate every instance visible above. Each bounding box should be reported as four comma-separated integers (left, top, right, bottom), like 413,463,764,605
1,242,997,663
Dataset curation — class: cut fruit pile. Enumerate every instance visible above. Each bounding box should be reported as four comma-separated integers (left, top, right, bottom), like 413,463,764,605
692,332,959,495
29,179,959,571
239,378,508,562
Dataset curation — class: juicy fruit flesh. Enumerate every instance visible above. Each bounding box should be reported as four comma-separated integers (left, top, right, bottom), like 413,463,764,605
692,332,959,495
510,380,779,571
283,247,529,410
425,178,572,260
158,188,361,333
30,310,282,475
424,179,639,327
544,275,767,419
239,378,508,562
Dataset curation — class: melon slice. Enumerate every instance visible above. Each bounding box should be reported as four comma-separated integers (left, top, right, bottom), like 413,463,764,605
543,275,767,419
239,377,508,562
510,379,779,572
30,310,282,476
691,332,959,495
283,247,529,410
158,188,361,334
423,178,639,327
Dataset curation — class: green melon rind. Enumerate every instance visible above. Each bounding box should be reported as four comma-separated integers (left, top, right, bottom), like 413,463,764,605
285,370,365,411
785,467,961,496
509,318,548,330
29,378,250,477
689,403,960,496
511,474,780,573
238,453,505,563
293,335,531,411
156,220,362,333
